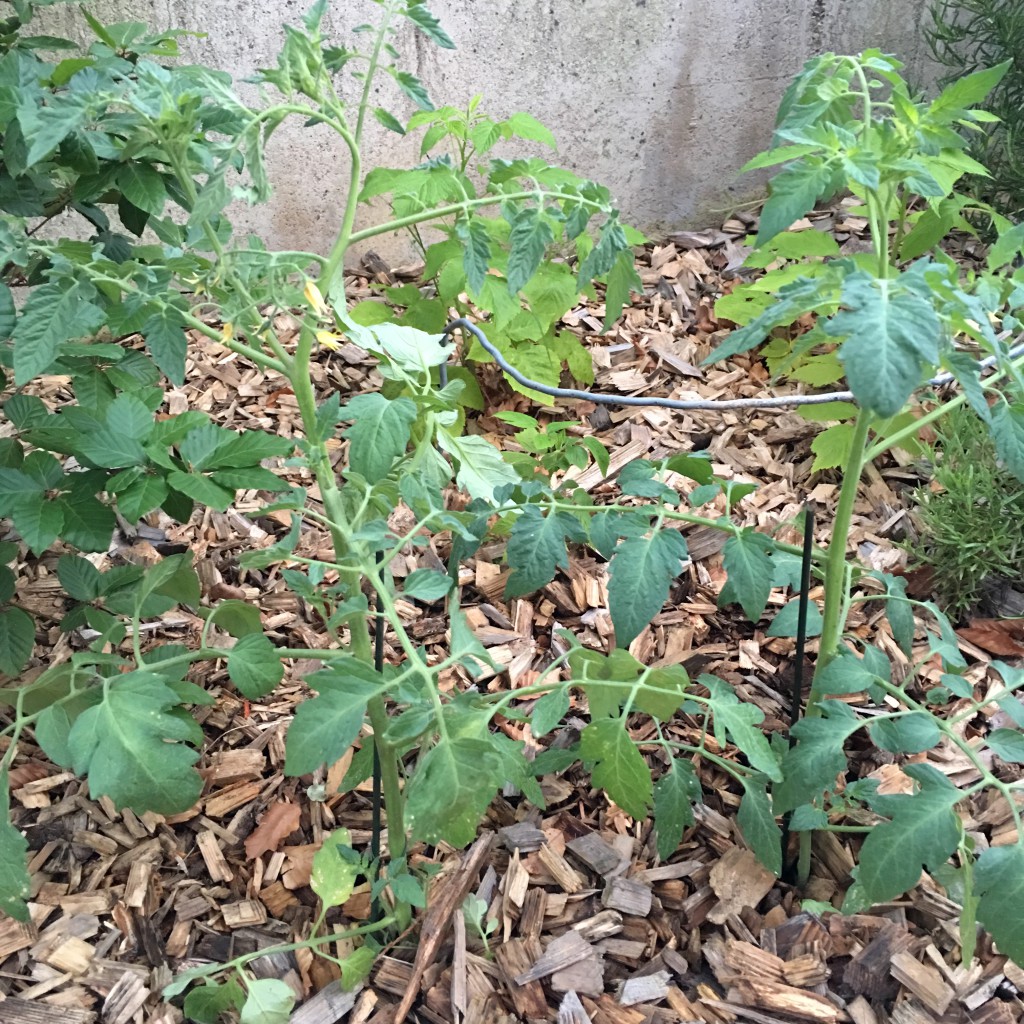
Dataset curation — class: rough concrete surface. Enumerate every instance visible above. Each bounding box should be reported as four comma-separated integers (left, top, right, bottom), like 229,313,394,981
52,0,938,259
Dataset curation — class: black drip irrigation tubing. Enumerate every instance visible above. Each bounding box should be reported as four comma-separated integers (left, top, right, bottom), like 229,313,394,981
440,316,1024,411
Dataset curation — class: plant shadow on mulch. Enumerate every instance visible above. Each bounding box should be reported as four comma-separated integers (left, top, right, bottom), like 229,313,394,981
3,205,1024,1024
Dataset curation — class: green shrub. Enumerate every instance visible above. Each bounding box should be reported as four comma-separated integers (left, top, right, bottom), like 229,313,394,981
909,402,1024,619
925,0,1024,217
4,6,1024,1012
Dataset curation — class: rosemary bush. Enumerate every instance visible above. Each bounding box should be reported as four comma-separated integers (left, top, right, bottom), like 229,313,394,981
926,0,1024,216
910,402,1024,620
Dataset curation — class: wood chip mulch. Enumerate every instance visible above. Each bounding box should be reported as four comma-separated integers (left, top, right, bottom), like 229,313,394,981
3,200,1024,1024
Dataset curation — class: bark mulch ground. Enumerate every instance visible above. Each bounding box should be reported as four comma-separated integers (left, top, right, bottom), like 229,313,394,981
2,201,1024,1024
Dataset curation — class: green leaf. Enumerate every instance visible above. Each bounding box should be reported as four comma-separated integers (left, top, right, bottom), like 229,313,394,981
766,599,823,638
989,402,1024,483
0,606,32,675
448,604,498,677
879,573,915,655
135,552,200,611
664,451,716,486
703,675,781,781
183,980,245,1024
239,978,294,1024
505,112,557,149
810,422,856,471
902,206,957,261
720,529,774,621
437,429,518,504
57,493,115,552
930,61,1011,117
77,394,153,468
166,470,234,511
18,93,88,166
394,69,434,110
740,144,819,172
987,729,1024,764
0,773,30,921
336,946,375,991
581,436,610,476
789,805,829,831
580,718,653,820
13,281,105,385
202,428,293,470
506,206,554,294
67,671,202,814
12,499,63,554
569,647,647,719
310,828,359,908
531,686,569,737
342,320,450,373
384,705,434,745
988,221,1024,271
737,779,782,876
405,737,504,846
228,634,284,699
0,282,16,340
828,272,942,418
283,660,378,776
638,664,691,721
707,276,832,363
142,307,188,386
402,569,452,602
653,759,700,861
505,506,585,599
603,249,641,328
0,469,42,514
607,529,689,647
403,2,455,48
869,713,941,754
812,646,882,695
339,393,417,480
772,702,861,815
976,843,1024,964
854,764,962,903
756,158,836,245
389,869,427,907
372,106,406,134
56,554,103,601
207,599,263,637
117,163,166,217
456,216,491,295
577,216,627,287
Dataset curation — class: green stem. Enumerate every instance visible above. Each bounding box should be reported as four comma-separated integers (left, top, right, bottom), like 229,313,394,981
166,916,397,995
346,190,592,246
364,697,406,861
316,2,397,298
550,503,826,563
809,410,874,707
316,120,362,300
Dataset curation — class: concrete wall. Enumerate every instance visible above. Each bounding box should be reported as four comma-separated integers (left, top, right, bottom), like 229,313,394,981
58,0,938,260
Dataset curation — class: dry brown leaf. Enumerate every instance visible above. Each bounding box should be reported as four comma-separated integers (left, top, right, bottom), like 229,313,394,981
244,801,301,860
957,618,1024,657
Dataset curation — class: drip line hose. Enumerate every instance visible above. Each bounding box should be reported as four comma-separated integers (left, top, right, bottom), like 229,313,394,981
440,317,1024,412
